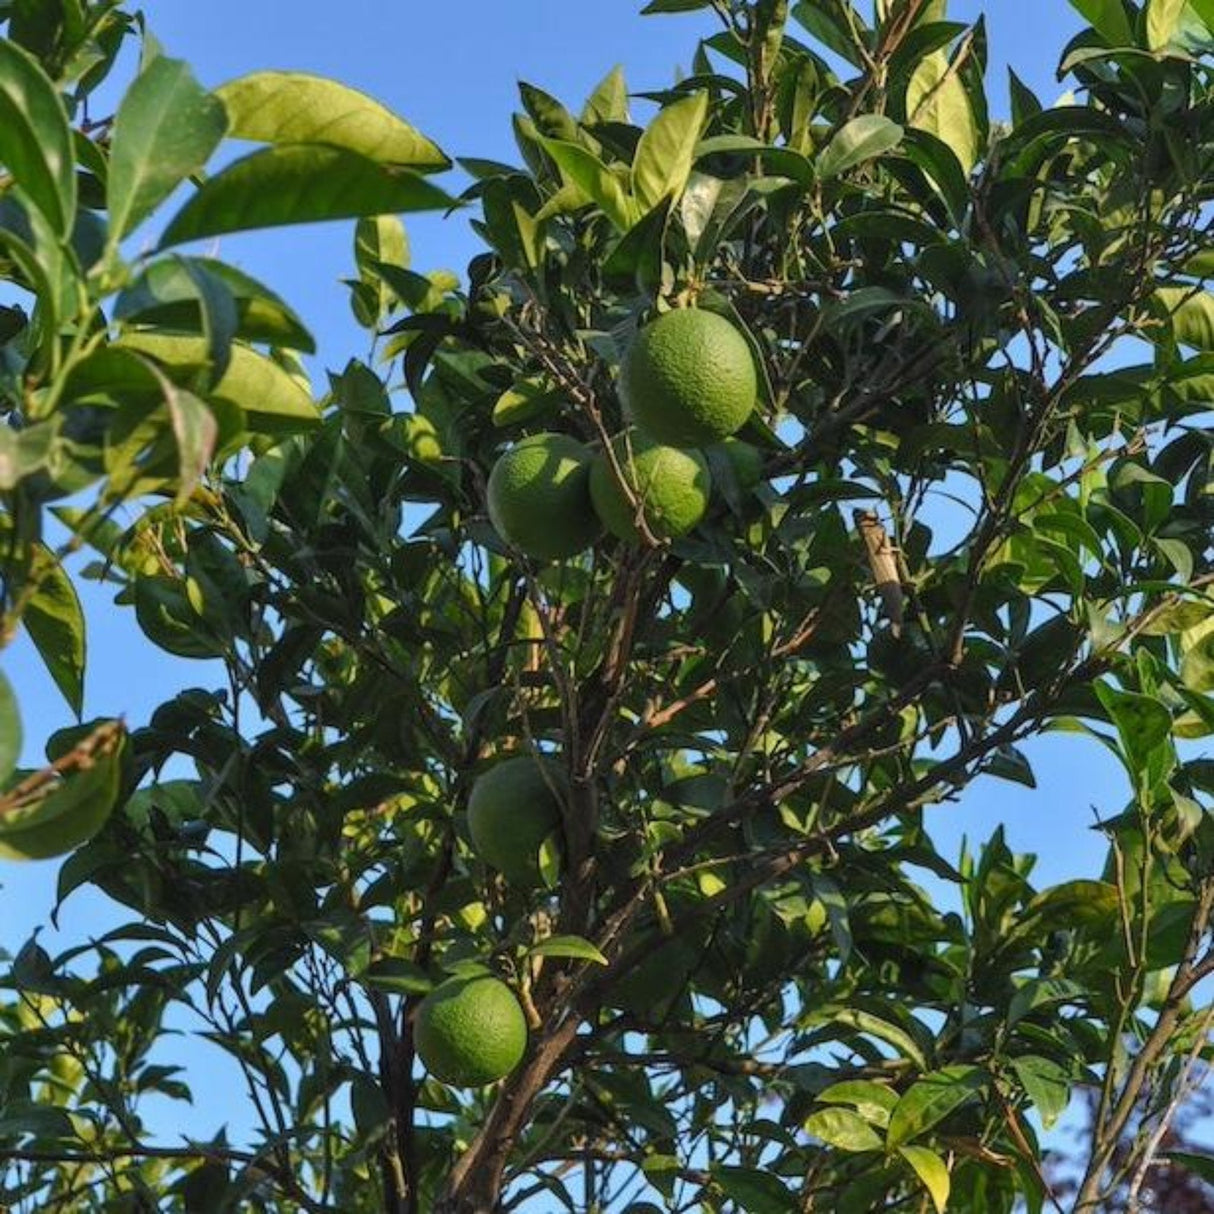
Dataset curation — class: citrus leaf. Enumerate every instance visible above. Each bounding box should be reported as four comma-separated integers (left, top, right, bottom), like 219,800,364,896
1067,0,1135,43
632,91,709,211
363,958,433,995
107,56,227,243
710,1166,793,1213
1147,0,1187,48
581,65,630,125
159,146,456,247
0,39,76,237
0,671,20,785
1008,976,1088,1026
899,1145,951,1214
804,1107,885,1151
114,257,316,353
492,379,563,429
538,137,637,231
116,334,318,428
886,1066,986,1148
528,935,607,965
1153,288,1214,351
1009,1055,1070,1130
216,71,449,171
816,1080,900,1127
24,545,86,717
816,115,904,180
1164,1151,1214,1185
907,50,979,174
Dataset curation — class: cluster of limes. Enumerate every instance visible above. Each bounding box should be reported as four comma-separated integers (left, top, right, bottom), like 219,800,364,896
416,312,763,1089
487,308,761,557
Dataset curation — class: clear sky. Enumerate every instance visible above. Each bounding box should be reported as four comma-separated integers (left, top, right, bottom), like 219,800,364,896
1,0,1125,1147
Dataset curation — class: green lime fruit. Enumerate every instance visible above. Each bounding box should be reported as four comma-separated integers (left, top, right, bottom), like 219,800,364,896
414,975,528,1086
622,308,757,447
486,433,601,561
467,754,566,885
589,433,711,543
710,437,764,491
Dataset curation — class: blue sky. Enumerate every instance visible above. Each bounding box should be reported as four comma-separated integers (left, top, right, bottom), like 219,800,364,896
1,0,1132,1150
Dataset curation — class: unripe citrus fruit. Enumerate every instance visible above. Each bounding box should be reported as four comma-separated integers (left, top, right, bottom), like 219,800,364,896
589,433,710,543
622,309,756,447
467,754,566,885
487,433,601,561
414,975,527,1086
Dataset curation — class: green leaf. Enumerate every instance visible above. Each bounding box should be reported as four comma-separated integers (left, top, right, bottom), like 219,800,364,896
106,56,227,243
1009,1056,1070,1129
0,39,76,236
215,71,449,171
899,1146,951,1214
907,49,980,174
24,544,86,716
1147,0,1188,47
632,91,709,211
114,257,316,353
539,137,637,231
581,65,629,125
792,1,865,64
159,146,456,247
116,333,319,430
0,418,57,489
1008,977,1088,1026
886,1067,986,1148
816,115,904,180
0,671,20,785
1024,880,1119,932
1094,682,1174,785
1164,1151,1214,1185
710,1165,794,1213
492,378,563,429
528,935,608,965
824,1006,930,1070
1153,288,1214,351
363,957,432,995
1180,615,1214,693
816,1080,899,1127
134,576,225,659
804,1106,885,1151
1067,0,1135,43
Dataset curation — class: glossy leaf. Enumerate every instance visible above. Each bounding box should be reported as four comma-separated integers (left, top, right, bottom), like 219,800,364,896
106,56,227,242
632,90,708,211
0,39,76,236
538,137,637,230
1067,0,1135,43
24,544,87,716
804,1106,885,1151
886,1067,986,1148
1153,288,1214,351
0,671,20,785
816,115,904,180
907,49,980,174
216,71,449,170
899,1145,951,1214
159,145,456,247
115,333,318,444
1010,1056,1070,1130
528,935,608,965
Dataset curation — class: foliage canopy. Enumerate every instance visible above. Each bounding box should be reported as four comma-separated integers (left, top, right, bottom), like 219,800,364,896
1,1,1213,1211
